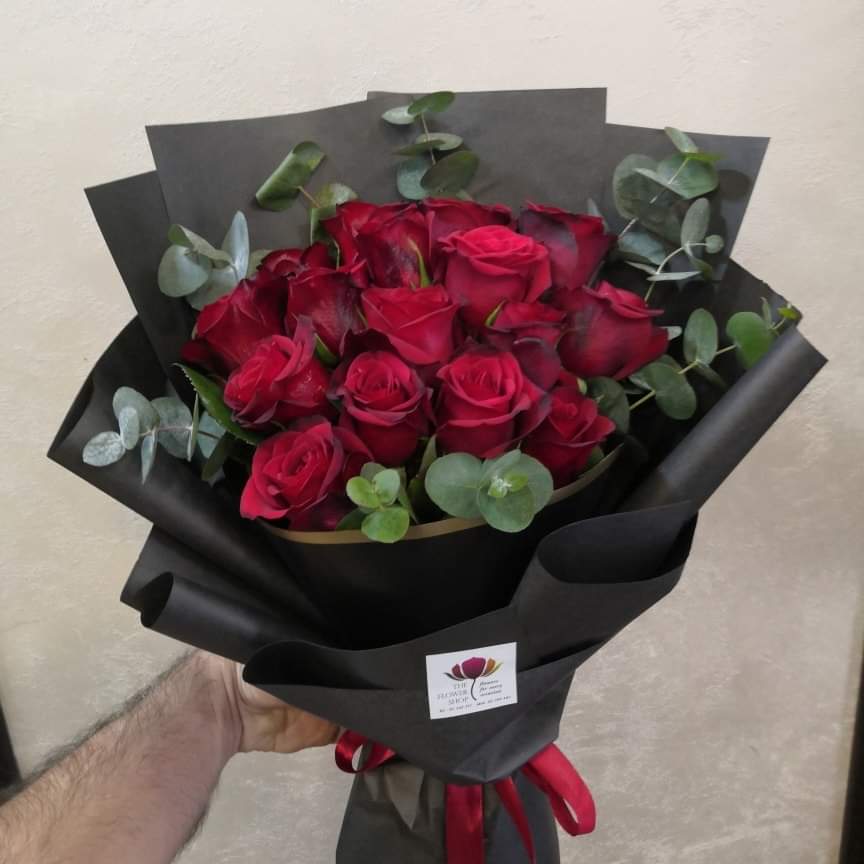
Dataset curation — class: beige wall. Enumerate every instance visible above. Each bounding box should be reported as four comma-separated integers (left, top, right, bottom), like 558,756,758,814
1,1,862,861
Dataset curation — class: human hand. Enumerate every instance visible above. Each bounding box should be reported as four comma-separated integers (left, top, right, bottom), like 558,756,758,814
205,653,339,755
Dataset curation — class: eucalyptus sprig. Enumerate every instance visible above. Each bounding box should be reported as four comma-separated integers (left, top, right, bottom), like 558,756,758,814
382,92,479,200
424,450,553,533
339,463,415,543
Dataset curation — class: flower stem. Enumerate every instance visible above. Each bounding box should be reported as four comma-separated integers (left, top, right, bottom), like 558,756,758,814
420,114,437,165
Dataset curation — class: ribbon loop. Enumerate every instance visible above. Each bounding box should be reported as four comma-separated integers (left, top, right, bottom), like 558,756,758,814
334,729,395,774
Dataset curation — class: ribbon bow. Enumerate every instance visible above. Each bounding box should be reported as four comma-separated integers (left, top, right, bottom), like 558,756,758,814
335,731,596,863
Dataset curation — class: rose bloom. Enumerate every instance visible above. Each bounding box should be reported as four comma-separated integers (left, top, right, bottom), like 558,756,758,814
422,198,512,247
436,347,549,458
285,262,367,356
181,270,286,374
361,284,459,366
321,201,409,266
484,301,566,350
240,418,370,529
258,243,331,277
223,319,330,428
558,281,668,380
522,387,615,486
518,203,614,302
438,225,551,329
331,351,431,466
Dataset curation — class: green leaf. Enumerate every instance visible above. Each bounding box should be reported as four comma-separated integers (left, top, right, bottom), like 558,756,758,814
255,141,325,211
186,265,238,311
113,387,158,432
317,182,358,209
725,311,776,369
687,151,724,164
381,105,416,125
407,91,455,116
685,246,714,281
221,212,249,283
585,197,606,226
629,361,697,420
372,469,401,506
664,325,682,340
360,462,388,482
647,270,701,282
424,453,484,519
761,297,774,326
588,377,630,433
140,432,156,481
652,154,719,199
187,395,200,461
664,127,699,154
683,308,718,366
693,363,728,391
704,234,724,254
414,132,462,152
613,155,683,243
314,334,339,367
407,239,431,287
152,395,193,459
482,452,552,513
779,305,801,322
418,435,437,475
248,249,271,274
396,157,429,201
481,450,523,487
336,509,366,531
421,151,479,196
362,507,410,543
616,229,667,265
347,476,380,510
177,365,262,445
118,406,140,450
625,260,659,275
477,485,536,533
196,412,225,459
167,225,233,264
681,198,710,246
82,431,126,467
158,246,212,297
395,138,450,156
613,154,657,217
201,431,233,482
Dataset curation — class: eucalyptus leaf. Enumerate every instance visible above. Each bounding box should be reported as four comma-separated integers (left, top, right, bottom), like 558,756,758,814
693,363,728,391
186,264,238,311
82,431,126,467
704,234,724,254
664,325,682,340
372,469,401,506
616,229,667,265
362,507,410,543
177,365,262,445
761,297,774,326
646,270,701,282
118,406,140,450
221,212,249,283
779,305,801,321
113,387,159,431
336,509,366,531
681,198,710,245
347,476,380,510
196,413,225,459
421,151,479,195
152,396,193,459
395,138,450,156
683,308,718,366
255,141,325,211
664,127,699,153
725,311,776,369
317,182,358,208
414,131,463,151
397,157,429,201
157,246,211,297
477,485,535,533
653,154,719,199
588,377,630,433
407,91,455,116
629,361,697,420
360,462,388,482
424,453,483,519
248,249,271,274
381,105,416,125
613,162,683,243
167,225,233,264
140,433,156,482
187,395,200,461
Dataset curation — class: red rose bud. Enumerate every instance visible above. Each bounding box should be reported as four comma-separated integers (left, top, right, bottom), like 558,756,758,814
354,206,430,288
558,281,668,380
285,263,366,356
361,284,459,366
223,319,331,428
181,270,286,374
484,301,566,350
522,387,616,487
439,225,551,329
321,201,409,267
332,350,431,466
436,347,549,458
259,243,331,276
422,198,512,247
240,417,371,529
518,203,614,301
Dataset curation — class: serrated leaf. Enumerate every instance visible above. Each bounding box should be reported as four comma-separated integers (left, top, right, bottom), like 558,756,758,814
118,406,140,450
683,308,718,366
397,156,429,201
588,377,630,433
381,105,416,125
158,246,212,297
425,453,484,519
140,433,156,481
221,212,249,284
477,485,535,533
255,141,325,211
82,431,126,467
177,365,262,445
704,234,724,254
725,311,776,369
664,126,699,154
113,387,159,431
421,151,479,195
681,198,710,246
152,395,193,458
362,507,410,543
408,91,455,116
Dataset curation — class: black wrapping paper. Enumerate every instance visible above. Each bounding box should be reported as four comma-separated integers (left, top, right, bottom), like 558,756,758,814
48,89,827,863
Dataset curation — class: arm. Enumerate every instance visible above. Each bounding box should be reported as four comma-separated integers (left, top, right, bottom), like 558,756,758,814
0,652,337,864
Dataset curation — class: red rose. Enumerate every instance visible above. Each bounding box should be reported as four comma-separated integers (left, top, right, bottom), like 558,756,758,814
518,203,614,303
484,301,566,349
558,281,668,380
354,206,430,288
240,418,370,529
181,270,285,374
436,347,549,458
321,201,408,266
285,263,366,356
438,225,551,329
259,243,331,276
223,318,330,428
422,198,512,247
332,350,431,465
361,284,459,366
522,387,615,486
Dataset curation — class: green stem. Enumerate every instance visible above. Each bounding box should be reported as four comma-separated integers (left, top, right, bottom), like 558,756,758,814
420,114,437,165
298,185,322,208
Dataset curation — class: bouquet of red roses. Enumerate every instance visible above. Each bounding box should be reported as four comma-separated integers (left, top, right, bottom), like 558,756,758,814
50,89,825,863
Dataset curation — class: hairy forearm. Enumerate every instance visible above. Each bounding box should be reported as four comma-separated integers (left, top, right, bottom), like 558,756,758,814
0,653,240,864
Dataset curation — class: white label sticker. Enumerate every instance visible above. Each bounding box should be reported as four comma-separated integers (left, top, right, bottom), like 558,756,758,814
425,642,518,719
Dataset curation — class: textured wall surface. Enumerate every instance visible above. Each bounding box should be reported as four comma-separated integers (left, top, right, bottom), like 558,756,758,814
1,1,862,862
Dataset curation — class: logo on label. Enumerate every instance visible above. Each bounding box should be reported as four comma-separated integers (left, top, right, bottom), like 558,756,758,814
444,656,502,701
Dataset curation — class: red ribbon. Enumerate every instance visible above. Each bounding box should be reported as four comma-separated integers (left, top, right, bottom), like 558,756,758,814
335,731,595,863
